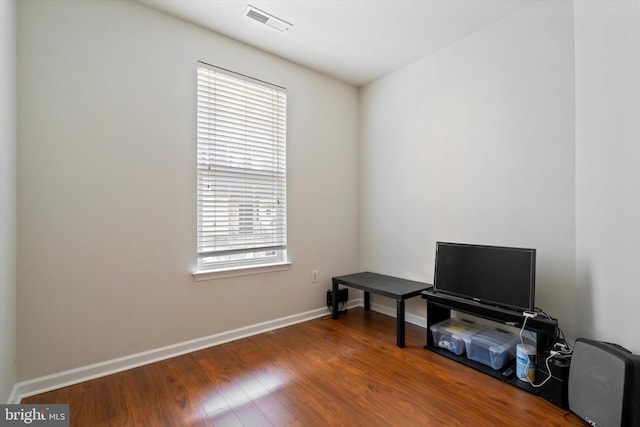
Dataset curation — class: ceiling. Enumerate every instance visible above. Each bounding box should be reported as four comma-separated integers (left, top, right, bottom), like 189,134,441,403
136,0,537,87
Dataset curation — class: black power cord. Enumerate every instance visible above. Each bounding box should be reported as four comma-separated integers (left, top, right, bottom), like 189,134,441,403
327,300,347,316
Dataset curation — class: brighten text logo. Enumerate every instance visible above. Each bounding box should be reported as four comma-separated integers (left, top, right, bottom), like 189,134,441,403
4,408,45,424
0,405,68,427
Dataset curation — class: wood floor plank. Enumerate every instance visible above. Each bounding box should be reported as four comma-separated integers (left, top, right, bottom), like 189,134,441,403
22,308,587,426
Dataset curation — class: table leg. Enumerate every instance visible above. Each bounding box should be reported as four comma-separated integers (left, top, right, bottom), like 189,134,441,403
396,298,405,348
364,291,371,311
331,279,339,319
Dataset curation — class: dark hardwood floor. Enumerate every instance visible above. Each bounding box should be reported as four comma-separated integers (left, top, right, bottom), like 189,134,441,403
23,308,587,426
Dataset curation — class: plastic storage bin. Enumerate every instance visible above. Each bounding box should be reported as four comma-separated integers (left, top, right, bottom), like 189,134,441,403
429,319,481,355
463,328,519,370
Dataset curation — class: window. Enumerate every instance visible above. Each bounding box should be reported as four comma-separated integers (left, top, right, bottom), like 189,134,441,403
196,62,287,273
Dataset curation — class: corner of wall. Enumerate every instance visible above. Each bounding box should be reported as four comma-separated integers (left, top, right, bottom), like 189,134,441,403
0,0,17,404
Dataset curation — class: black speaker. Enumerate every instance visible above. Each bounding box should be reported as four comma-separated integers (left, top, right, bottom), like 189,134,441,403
568,338,640,427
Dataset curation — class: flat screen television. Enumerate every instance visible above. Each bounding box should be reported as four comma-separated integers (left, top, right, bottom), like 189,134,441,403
433,242,536,313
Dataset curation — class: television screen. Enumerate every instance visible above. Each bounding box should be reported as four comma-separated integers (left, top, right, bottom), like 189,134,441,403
433,242,536,312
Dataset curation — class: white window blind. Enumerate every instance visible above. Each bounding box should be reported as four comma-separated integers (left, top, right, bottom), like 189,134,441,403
196,62,287,269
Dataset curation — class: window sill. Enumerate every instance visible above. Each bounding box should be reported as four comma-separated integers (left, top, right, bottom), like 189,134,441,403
192,261,292,282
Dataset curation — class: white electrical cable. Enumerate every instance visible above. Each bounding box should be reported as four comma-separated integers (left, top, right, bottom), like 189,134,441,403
518,311,552,388
515,309,574,389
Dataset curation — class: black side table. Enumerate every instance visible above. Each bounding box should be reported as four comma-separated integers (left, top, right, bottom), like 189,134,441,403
331,272,430,347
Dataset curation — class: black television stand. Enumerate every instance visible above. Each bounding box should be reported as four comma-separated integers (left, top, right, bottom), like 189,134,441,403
421,288,560,398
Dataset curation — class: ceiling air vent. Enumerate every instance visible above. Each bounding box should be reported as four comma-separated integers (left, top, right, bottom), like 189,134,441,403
242,5,292,32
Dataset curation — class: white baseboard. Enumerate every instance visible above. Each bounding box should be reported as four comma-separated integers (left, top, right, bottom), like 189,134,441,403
9,298,425,403
10,301,359,403
369,301,426,328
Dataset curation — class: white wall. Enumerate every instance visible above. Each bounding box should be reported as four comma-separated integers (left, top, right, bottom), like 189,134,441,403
16,0,359,380
0,0,17,403
15,0,640,385
360,2,577,334
574,1,640,353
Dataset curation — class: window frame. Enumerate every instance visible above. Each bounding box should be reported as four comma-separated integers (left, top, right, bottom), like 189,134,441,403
193,62,289,279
